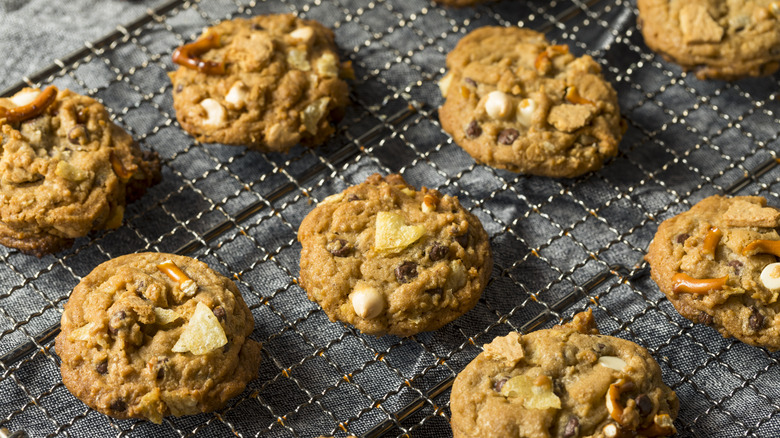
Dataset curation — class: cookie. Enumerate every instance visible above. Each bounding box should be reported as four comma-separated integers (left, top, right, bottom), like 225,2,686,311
646,195,780,350
438,27,624,178
55,253,261,423
169,14,352,152
637,0,780,80
450,310,679,438
0,87,161,257
297,174,492,337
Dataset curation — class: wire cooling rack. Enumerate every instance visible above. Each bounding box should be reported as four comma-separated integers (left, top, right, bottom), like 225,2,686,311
1,0,780,436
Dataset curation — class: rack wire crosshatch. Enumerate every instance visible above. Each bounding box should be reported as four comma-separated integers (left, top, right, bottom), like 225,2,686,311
1,0,780,436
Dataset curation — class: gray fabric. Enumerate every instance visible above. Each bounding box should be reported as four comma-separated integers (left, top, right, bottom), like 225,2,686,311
1,0,780,437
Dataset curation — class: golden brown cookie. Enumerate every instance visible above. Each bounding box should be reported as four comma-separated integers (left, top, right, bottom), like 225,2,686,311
297,174,492,337
0,87,161,256
438,27,624,178
55,253,261,423
637,0,780,80
169,14,352,152
450,310,679,438
646,195,780,350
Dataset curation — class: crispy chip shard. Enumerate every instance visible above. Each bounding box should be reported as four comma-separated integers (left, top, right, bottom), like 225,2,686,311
500,374,561,409
154,307,183,325
375,211,426,251
172,302,227,355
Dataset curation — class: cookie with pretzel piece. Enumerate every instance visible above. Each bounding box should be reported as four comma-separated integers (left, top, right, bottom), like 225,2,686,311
169,14,352,152
450,310,679,438
438,27,624,178
637,0,780,80
297,174,492,337
0,87,161,256
56,253,261,423
646,195,780,350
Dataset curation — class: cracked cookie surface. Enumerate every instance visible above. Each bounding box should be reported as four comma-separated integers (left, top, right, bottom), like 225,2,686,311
297,174,492,337
637,0,780,80
450,310,679,438
55,253,261,423
169,14,352,152
0,87,161,256
646,195,780,350
438,27,624,178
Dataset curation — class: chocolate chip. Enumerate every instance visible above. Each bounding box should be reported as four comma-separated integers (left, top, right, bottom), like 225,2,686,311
213,306,226,322
425,287,443,295
728,260,743,275
676,233,689,244
251,23,264,30
326,239,352,257
621,381,636,393
749,307,765,331
108,310,126,335
596,343,606,351
96,361,108,375
493,378,507,392
497,128,520,145
154,357,169,380
110,399,127,412
395,261,418,284
175,84,183,93
455,232,469,248
563,416,579,438
635,394,653,418
347,194,360,201
463,77,477,87
698,311,713,326
67,124,87,145
465,120,482,139
429,242,449,262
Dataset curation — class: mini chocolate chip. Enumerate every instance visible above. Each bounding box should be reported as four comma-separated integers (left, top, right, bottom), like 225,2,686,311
326,239,352,257
251,23,264,30
108,310,127,335
156,367,165,380
96,361,108,375
155,357,169,380
67,124,87,145
213,306,226,322
497,128,520,145
635,394,653,418
175,84,183,93
110,399,127,412
493,378,507,392
676,233,690,244
563,416,579,438
395,261,418,283
698,311,714,326
728,260,743,275
465,120,482,139
429,242,449,262
426,287,443,295
596,343,606,351
464,77,477,87
347,194,360,201
455,232,469,248
749,307,765,331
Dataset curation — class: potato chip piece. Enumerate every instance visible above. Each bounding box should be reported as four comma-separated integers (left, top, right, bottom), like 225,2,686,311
500,374,561,410
154,307,182,325
375,211,426,252
67,322,96,342
172,302,227,355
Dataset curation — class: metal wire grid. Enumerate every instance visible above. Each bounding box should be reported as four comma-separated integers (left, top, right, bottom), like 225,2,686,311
0,0,779,436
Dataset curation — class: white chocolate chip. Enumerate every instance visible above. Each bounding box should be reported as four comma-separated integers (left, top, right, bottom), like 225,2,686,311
517,98,536,126
438,72,453,98
180,279,198,297
598,355,627,372
200,98,226,127
289,26,314,43
760,262,780,290
315,53,340,78
350,284,384,319
10,89,40,107
603,423,619,438
225,81,249,108
485,91,513,119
